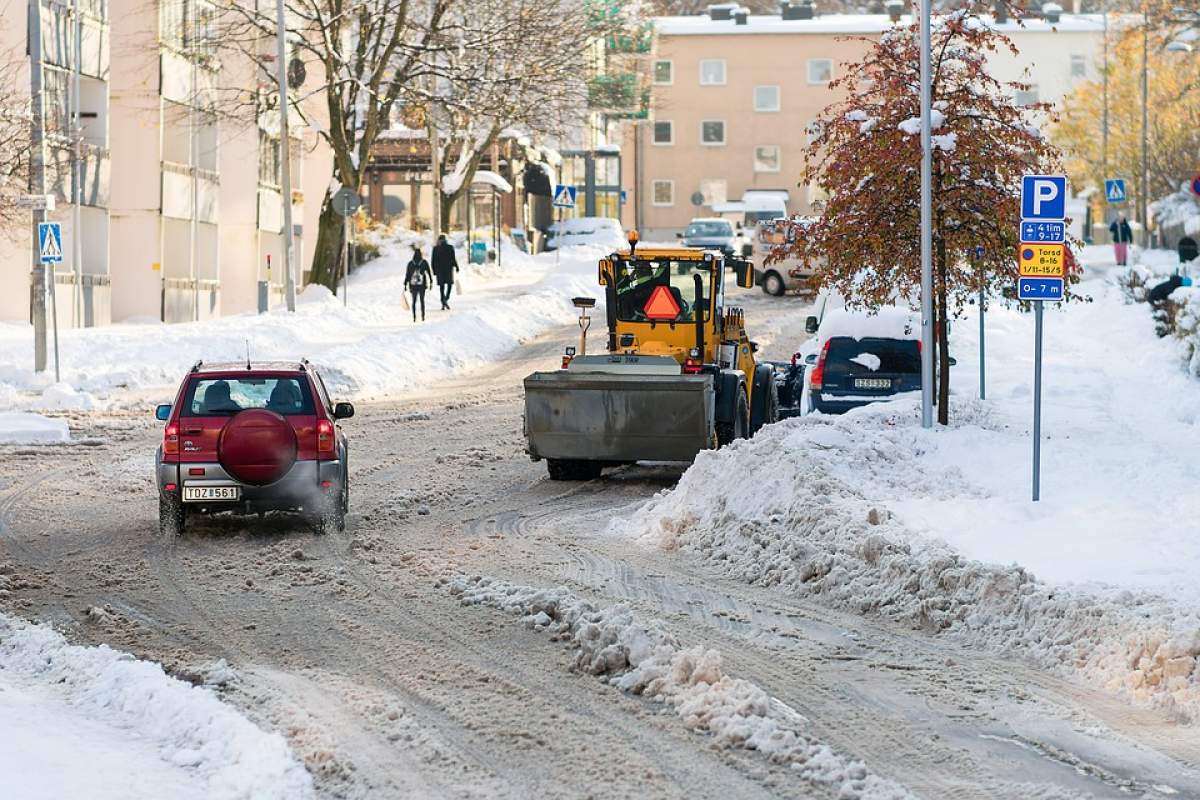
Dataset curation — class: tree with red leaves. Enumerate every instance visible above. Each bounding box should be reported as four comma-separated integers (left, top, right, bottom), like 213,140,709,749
780,10,1069,424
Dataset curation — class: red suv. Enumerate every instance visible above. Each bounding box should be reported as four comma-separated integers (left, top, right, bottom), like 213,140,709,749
154,360,353,535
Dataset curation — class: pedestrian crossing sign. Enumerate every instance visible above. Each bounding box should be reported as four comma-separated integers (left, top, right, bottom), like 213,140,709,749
1104,179,1126,205
552,184,577,209
38,222,63,264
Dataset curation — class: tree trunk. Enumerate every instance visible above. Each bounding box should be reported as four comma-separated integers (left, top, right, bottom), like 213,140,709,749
935,236,951,425
310,196,344,292
440,192,455,235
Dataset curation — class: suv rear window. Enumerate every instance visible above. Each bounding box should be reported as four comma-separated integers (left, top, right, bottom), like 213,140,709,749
183,377,315,416
686,221,732,237
824,338,920,376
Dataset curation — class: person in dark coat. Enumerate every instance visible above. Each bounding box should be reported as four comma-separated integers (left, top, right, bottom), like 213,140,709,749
1109,215,1133,266
404,244,433,322
431,234,459,310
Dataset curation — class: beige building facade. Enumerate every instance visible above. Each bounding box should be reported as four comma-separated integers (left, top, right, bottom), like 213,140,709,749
1,0,331,327
629,11,1105,239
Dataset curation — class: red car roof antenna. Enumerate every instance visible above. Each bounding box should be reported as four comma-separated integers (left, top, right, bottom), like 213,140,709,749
245,339,251,371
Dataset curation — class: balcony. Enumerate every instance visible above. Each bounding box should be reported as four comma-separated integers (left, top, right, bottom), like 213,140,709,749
44,141,110,207
161,161,219,223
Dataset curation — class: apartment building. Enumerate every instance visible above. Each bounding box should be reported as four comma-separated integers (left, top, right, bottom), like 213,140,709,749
107,0,327,323
0,0,112,327
0,0,329,328
630,8,1105,238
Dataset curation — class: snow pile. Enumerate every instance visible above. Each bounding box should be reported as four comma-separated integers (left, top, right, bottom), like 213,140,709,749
0,613,312,799
0,412,69,444
1170,287,1200,376
636,264,1200,721
1150,183,1200,236
0,234,603,408
446,574,913,799
635,403,1200,721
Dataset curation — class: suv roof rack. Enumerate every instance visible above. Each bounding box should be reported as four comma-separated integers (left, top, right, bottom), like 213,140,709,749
190,360,203,373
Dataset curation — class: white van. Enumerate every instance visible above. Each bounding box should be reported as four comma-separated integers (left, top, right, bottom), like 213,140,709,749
752,217,822,297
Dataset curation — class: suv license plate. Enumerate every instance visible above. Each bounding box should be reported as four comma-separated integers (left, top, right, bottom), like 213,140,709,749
183,485,241,503
854,378,892,390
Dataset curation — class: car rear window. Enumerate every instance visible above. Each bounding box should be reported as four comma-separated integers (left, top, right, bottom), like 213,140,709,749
824,338,920,376
686,222,732,237
183,377,315,416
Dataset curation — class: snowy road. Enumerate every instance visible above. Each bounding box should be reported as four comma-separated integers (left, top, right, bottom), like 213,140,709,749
2,288,1199,798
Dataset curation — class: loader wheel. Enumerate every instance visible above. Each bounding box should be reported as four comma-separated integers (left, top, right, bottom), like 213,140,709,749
716,390,749,447
547,459,603,481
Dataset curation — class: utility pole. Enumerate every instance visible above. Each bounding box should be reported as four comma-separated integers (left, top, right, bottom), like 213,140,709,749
1140,11,1150,244
918,0,933,428
189,13,200,322
275,0,297,311
29,0,48,373
71,0,83,327
1102,0,1108,186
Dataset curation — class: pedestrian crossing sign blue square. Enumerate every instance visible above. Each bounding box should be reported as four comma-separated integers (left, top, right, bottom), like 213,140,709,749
38,222,63,264
1104,179,1126,205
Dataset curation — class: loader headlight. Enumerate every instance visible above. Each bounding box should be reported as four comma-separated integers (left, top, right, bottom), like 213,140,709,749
688,348,700,359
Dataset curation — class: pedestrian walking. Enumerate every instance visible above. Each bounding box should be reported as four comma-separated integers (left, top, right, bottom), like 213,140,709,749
431,234,459,310
404,244,433,322
1110,215,1133,266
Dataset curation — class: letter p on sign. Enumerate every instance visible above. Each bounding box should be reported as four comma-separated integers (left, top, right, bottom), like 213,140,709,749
1021,175,1067,221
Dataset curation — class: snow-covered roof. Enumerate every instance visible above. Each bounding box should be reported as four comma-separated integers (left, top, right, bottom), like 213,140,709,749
472,170,513,193
655,12,1114,36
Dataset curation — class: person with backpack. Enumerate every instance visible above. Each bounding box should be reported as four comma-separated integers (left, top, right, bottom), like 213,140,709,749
404,244,433,322
1109,215,1133,266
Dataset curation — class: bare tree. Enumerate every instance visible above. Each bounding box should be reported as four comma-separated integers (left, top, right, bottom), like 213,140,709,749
218,0,453,290
423,0,635,228
0,48,33,239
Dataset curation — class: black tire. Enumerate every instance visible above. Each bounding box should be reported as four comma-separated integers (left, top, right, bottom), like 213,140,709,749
716,389,749,446
159,495,185,537
314,485,346,534
762,271,785,297
546,459,603,481
750,365,779,435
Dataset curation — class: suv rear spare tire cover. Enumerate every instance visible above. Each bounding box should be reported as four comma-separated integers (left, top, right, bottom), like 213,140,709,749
217,409,298,485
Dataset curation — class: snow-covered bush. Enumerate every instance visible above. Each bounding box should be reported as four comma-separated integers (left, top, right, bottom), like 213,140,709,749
1172,288,1200,376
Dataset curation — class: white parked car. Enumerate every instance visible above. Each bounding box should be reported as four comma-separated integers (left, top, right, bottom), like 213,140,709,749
544,217,626,252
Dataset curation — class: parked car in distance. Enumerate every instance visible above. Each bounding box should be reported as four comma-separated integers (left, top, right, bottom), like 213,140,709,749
545,217,626,252
154,360,353,536
803,307,925,415
753,217,821,298
679,218,737,258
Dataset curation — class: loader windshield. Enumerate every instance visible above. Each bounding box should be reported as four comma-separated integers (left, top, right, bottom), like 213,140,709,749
613,259,711,323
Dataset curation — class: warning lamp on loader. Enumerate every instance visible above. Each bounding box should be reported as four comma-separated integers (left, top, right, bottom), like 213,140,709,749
627,230,640,257
684,346,703,374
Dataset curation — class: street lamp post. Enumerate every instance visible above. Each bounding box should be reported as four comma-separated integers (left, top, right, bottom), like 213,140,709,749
275,0,297,312
919,0,933,428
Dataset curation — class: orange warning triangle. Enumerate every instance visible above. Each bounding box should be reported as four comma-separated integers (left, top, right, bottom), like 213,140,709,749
643,285,681,320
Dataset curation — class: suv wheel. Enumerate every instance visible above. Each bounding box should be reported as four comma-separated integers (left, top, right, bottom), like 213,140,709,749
762,272,785,297
159,494,186,537
314,487,346,534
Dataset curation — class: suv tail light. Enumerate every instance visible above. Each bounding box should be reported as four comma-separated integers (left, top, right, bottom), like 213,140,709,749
164,423,179,455
317,419,335,457
809,340,831,389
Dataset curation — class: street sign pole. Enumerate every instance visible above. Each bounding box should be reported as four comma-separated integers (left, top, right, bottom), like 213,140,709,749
977,250,985,400
29,0,48,374
274,0,297,313
918,0,934,428
343,213,350,307
1032,302,1044,502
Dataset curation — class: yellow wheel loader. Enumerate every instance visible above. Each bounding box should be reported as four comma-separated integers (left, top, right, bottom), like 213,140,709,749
523,232,779,480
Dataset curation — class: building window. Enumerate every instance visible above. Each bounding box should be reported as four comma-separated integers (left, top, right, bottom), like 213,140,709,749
700,120,726,145
652,180,674,206
1069,54,1086,78
699,179,727,206
258,130,280,186
753,85,780,112
754,145,781,173
652,120,673,145
699,59,726,86
1015,87,1039,106
654,60,673,85
807,59,833,84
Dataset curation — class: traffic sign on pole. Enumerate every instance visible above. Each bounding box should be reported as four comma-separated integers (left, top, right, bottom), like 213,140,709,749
1021,175,1067,220
1020,220,1065,243
1017,276,1065,301
1105,178,1127,204
552,184,577,209
1191,174,1200,198
1018,243,1065,277
38,222,63,263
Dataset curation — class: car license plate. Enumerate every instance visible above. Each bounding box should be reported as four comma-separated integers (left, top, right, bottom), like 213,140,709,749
854,378,891,390
182,485,241,503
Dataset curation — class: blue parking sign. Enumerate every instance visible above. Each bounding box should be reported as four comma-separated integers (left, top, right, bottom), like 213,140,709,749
1017,276,1064,301
1021,175,1067,221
